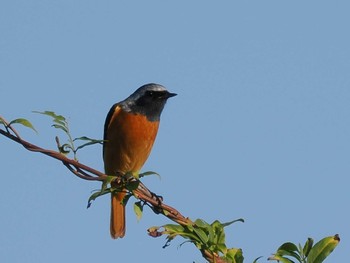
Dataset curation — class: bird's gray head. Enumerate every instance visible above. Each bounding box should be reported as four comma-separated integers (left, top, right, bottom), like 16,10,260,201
122,83,177,121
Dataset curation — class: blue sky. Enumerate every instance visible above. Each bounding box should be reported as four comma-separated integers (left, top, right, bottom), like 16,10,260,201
1,1,349,262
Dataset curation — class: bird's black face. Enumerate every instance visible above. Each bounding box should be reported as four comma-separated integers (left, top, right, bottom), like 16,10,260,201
136,89,175,107
125,84,176,122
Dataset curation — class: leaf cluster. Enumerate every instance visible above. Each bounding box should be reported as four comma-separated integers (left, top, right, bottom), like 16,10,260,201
34,111,103,160
87,171,158,210
268,234,340,263
149,218,245,262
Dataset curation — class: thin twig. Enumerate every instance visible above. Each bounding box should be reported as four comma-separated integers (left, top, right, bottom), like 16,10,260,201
0,116,105,181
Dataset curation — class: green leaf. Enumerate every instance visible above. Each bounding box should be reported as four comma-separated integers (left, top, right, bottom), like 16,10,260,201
193,227,209,245
225,248,244,263
221,218,245,227
87,188,111,208
133,201,143,221
276,250,301,263
211,220,223,230
207,222,215,244
51,123,68,133
303,238,314,257
121,194,132,206
75,140,103,151
253,256,263,263
73,136,104,144
298,243,303,256
194,218,209,228
34,111,69,133
74,136,97,141
163,224,185,233
217,233,227,252
268,255,295,263
33,110,66,122
211,220,224,241
278,242,299,252
307,234,340,263
275,242,301,262
58,143,72,154
102,175,117,191
178,240,192,248
9,118,37,133
74,136,104,151
216,243,228,255
139,171,161,179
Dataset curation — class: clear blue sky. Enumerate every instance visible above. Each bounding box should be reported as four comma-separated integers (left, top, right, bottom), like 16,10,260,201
1,1,349,262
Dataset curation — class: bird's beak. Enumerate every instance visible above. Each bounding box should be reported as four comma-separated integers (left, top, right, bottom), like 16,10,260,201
166,92,177,98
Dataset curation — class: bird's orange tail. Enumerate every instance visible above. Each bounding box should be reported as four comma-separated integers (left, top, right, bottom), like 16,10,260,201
110,191,126,239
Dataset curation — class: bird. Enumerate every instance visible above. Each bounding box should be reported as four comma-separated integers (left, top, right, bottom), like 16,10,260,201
103,83,176,239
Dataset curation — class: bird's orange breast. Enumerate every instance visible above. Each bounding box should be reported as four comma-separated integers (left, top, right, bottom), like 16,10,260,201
103,106,160,176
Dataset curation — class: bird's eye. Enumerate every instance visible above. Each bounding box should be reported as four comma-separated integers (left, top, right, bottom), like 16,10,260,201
147,91,154,97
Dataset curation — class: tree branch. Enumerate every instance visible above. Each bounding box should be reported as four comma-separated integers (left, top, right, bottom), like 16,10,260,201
0,116,228,263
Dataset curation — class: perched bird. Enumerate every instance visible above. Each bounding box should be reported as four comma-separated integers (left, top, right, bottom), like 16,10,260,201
103,83,176,239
